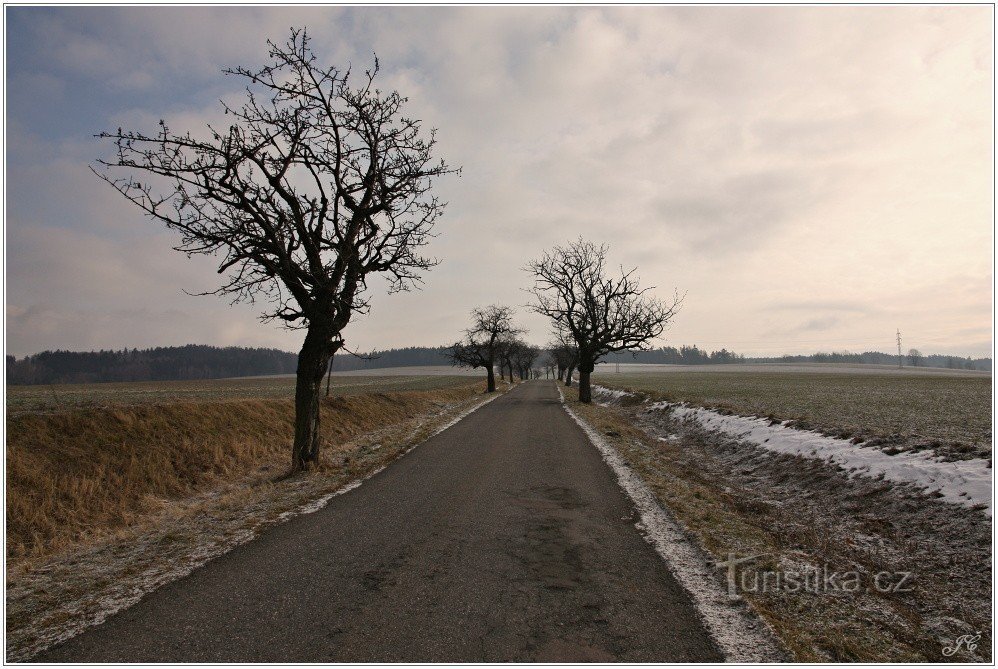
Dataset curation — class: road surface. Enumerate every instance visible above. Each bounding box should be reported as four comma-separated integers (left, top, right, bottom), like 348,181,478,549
35,381,722,662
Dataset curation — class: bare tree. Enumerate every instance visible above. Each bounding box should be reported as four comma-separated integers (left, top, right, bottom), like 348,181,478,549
526,239,681,403
908,348,923,367
447,305,519,392
511,343,540,380
495,334,519,383
93,29,457,472
548,330,579,386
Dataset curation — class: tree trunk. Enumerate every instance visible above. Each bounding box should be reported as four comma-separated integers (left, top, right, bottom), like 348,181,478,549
324,352,334,397
557,365,565,381
292,328,337,472
486,364,496,392
578,359,594,403
565,364,575,387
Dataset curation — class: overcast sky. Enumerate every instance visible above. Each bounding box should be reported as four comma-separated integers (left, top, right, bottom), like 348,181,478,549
6,6,993,358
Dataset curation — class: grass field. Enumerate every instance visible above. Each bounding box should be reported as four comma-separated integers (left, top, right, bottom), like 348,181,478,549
594,370,992,457
6,374,475,416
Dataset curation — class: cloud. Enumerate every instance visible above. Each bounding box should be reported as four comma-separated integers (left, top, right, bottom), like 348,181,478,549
4,6,993,358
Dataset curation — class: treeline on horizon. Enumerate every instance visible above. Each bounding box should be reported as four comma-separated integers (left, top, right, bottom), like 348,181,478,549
6,343,992,385
602,347,991,371
4,345,455,385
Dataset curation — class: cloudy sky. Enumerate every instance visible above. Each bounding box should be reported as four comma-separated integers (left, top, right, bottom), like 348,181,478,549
6,6,993,358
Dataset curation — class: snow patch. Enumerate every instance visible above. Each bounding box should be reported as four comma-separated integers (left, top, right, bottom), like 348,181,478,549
657,402,992,515
559,387,787,662
276,481,361,521
591,385,636,405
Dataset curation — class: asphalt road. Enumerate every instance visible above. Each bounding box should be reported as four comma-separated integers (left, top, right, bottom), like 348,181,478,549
35,381,723,662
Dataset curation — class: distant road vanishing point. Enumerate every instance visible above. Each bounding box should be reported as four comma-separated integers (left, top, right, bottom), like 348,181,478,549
35,381,724,662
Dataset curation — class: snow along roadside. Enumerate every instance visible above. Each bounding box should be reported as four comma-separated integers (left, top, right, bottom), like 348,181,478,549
590,383,992,516
558,385,788,662
657,401,992,515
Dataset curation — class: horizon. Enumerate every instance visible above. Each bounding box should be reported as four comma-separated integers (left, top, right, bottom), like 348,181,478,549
8,341,992,363
5,6,994,359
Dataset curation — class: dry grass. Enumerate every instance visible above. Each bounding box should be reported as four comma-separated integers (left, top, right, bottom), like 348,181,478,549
7,381,483,562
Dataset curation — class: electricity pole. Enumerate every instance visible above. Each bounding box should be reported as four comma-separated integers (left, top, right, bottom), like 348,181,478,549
896,329,903,368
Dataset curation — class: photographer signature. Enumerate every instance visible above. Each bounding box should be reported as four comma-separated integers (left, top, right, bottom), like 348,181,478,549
942,631,982,657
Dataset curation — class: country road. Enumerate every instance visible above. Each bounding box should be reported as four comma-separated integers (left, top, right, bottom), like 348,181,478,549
34,381,723,662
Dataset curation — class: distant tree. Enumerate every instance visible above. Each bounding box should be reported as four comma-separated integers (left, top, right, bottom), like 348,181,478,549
495,334,519,383
709,348,733,364
547,332,578,385
447,305,519,392
680,344,709,365
511,342,540,380
907,348,923,367
93,30,456,472
542,356,556,379
526,239,682,403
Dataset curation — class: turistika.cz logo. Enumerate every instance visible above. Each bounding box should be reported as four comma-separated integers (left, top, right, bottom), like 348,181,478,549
714,553,914,601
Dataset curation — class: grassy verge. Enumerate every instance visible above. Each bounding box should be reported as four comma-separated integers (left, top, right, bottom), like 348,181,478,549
7,380,484,561
594,372,992,460
565,386,991,662
7,378,504,660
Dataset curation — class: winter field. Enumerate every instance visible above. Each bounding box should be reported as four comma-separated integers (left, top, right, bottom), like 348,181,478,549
573,365,992,661
593,365,991,460
6,372,476,416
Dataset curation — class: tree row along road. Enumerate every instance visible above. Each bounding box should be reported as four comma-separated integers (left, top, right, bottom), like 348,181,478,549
35,381,722,662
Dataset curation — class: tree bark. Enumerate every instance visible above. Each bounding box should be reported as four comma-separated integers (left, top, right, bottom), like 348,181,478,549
578,359,594,403
486,364,496,392
292,327,337,472
324,352,334,397
565,364,575,387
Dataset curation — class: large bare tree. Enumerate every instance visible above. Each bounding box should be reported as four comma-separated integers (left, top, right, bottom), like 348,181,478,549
526,239,682,403
447,305,520,392
93,29,457,471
